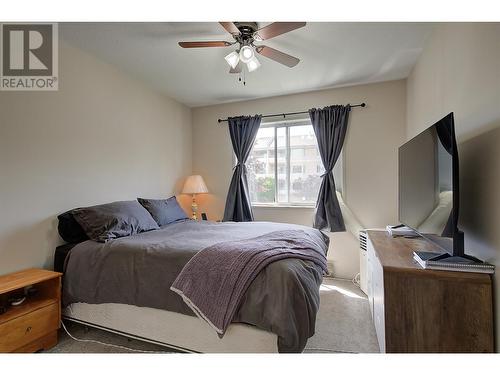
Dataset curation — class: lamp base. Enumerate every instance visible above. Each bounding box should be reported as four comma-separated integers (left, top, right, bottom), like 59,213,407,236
191,194,198,221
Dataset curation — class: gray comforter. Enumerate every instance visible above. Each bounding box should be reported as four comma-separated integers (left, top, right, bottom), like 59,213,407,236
62,220,329,352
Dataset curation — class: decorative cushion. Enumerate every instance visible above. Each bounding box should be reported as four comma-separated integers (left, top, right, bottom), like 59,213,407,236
137,196,189,226
57,211,89,243
71,200,159,242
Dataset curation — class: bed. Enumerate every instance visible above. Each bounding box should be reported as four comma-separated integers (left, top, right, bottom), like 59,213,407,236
57,218,328,353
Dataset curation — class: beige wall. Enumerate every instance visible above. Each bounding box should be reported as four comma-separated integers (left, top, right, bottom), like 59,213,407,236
192,80,407,278
0,41,192,275
406,23,500,349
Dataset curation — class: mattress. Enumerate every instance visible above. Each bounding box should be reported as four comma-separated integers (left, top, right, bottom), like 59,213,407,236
63,302,278,353
62,220,326,352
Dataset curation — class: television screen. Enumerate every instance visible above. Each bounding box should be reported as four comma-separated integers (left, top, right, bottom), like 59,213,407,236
399,113,456,253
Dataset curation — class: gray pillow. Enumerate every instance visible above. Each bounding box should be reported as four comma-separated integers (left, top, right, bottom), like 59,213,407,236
72,200,159,242
137,196,189,226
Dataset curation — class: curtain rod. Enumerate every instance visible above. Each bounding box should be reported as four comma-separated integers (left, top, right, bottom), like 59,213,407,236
217,103,366,123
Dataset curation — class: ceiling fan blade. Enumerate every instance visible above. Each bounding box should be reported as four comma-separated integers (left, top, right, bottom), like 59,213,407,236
229,61,242,74
219,22,240,36
256,46,300,67
178,41,231,48
254,22,306,41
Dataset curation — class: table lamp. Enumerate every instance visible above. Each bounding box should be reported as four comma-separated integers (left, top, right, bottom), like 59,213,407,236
182,175,209,220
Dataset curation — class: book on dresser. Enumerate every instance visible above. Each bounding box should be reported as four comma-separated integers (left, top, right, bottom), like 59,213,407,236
413,251,495,274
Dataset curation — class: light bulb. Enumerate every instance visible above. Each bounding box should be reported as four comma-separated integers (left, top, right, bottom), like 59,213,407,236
224,51,240,69
246,56,261,72
239,46,254,63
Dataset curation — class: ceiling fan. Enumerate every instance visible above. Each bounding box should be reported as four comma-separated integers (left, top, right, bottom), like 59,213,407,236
178,22,306,74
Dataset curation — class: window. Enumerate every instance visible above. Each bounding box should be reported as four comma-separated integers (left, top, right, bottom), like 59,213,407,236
246,118,343,206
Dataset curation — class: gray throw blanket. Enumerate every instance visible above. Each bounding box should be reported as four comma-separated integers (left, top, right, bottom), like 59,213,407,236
171,230,328,336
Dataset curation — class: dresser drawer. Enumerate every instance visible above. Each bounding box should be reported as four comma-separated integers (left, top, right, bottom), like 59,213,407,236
0,303,59,352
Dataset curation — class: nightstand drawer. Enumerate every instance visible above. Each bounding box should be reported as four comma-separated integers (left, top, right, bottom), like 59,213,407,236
0,303,59,352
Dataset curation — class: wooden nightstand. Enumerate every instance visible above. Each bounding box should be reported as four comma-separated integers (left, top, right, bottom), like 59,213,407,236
0,268,62,353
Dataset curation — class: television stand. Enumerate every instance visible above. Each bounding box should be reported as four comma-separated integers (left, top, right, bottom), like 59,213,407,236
418,230,483,263
426,252,483,263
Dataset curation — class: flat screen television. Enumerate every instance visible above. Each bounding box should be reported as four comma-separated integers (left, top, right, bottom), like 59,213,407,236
398,112,477,262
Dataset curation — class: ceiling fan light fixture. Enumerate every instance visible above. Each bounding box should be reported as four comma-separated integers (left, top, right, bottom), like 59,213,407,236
246,56,261,72
179,22,305,78
224,51,240,69
239,45,254,63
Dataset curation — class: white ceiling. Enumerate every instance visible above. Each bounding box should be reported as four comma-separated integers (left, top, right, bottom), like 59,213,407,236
61,22,434,107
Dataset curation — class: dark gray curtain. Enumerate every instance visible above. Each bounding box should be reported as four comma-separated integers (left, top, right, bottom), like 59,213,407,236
223,115,262,222
309,105,351,232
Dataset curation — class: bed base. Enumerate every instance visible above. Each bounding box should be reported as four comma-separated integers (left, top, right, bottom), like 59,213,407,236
63,316,194,353
62,303,278,353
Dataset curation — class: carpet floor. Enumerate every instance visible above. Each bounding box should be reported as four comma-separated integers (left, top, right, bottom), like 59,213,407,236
47,278,379,354
303,278,379,353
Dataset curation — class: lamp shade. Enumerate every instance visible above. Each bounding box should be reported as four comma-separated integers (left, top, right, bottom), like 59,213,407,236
182,175,209,195
246,56,261,72
224,51,240,69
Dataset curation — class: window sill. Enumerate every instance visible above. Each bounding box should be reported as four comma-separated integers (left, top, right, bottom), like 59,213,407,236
251,204,315,209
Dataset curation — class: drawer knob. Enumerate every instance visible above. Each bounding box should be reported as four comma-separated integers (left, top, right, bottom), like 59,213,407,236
25,326,32,334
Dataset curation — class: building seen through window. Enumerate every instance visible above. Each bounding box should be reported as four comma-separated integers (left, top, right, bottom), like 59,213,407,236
246,119,343,205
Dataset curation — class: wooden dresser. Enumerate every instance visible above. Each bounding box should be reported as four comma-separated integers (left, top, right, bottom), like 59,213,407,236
366,230,494,353
0,269,62,353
